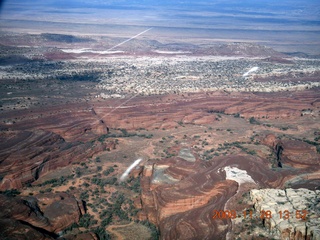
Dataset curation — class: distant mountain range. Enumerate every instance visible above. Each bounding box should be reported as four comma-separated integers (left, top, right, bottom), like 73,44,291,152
1,0,319,54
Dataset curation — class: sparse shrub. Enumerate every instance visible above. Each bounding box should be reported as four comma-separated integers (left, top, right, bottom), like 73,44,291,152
140,220,160,240
103,167,115,176
248,150,256,155
0,189,21,197
80,191,89,200
101,215,112,227
94,227,111,240
78,213,96,228
62,222,79,234
249,117,260,125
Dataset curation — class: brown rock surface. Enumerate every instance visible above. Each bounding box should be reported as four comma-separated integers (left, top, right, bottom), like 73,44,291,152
262,134,278,148
1,89,293,190
281,140,320,166
0,88,319,239
63,232,98,240
0,192,84,236
141,146,319,239
0,218,54,240
36,192,85,233
0,129,108,190
0,101,117,190
262,134,320,169
141,155,255,239
0,102,108,142
94,89,319,131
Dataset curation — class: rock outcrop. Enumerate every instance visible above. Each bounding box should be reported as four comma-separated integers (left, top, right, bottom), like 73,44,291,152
0,89,318,191
0,218,55,240
0,129,109,190
250,188,320,240
141,143,320,239
95,89,319,131
0,192,84,238
140,153,285,239
281,140,320,167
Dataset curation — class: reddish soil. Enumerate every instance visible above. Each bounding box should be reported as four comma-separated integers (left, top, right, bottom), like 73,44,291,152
0,89,319,239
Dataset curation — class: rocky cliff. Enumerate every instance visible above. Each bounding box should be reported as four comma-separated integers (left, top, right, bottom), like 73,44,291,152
0,192,84,239
0,129,110,190
250,188,320,240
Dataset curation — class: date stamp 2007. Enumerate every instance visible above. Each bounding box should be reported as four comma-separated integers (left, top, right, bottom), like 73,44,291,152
212,209,308,220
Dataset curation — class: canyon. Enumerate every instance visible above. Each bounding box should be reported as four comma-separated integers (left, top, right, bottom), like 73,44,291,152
0,30,319,239
1,85,319,239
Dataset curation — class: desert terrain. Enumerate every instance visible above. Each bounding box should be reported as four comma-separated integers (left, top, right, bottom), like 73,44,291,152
0,1,320,239
0,30,319,240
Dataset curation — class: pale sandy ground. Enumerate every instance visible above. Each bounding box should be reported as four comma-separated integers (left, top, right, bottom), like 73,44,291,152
107,222,134,240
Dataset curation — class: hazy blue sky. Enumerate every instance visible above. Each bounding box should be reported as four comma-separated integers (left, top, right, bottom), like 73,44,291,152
1,0,319,53
1,0,319,30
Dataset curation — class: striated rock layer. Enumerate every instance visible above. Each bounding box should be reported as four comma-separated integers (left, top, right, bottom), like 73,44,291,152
141,154,274,239
140,142,319,239
0,102,115,190
94,89,320,130
0,89,318,190
0,89,319,239
0,192,84,238
0,129,110,190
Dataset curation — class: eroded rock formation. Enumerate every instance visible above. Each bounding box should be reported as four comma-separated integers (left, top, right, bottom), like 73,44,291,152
0,129,111,190
141,139,320,239
140,151,286,239
250,188,320,240
0,89,318,239
0,192,84,239
140,156,239,239
0,101,117,189
95,89,319,131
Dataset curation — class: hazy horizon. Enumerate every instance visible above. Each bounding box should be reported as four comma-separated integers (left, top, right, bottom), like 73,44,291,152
1,0,320,54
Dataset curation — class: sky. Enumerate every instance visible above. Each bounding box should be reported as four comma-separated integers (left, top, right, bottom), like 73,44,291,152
1,0,319,31
0,0,319,53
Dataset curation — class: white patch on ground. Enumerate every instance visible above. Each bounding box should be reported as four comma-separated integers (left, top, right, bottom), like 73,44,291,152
224,166,255,184
62,48,124,54
152,165,179,184
153,50,191,54
178,148,196,162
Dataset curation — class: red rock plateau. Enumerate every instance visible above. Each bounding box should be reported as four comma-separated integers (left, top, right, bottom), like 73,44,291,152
0,88,319,239
94,89,318,239
0,102,115,190
140,151,319,239
94,89,320,130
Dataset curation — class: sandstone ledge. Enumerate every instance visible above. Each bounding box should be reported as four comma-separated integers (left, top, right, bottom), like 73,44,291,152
250,188,320,240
